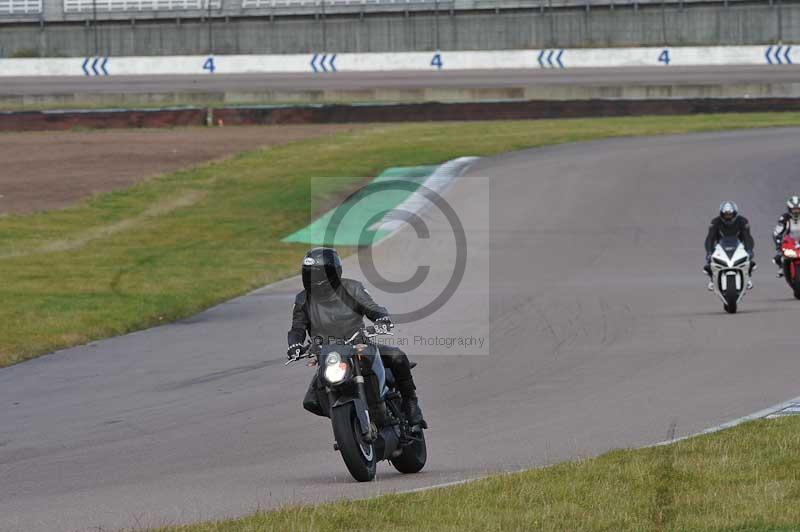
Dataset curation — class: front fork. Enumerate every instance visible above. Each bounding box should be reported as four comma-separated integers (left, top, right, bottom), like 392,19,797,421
352,359,376,441
325,359,375,444
713,267,748,302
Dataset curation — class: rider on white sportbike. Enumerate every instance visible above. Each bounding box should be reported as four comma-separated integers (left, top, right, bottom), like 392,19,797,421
704,201,755,291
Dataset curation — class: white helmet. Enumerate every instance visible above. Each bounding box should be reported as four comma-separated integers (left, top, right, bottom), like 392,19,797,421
719,201,739,225
787,195,800,222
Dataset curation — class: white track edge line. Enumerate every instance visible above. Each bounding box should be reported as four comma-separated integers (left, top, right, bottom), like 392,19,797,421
370,156,481,238
395,395,800,497
651,394,800,447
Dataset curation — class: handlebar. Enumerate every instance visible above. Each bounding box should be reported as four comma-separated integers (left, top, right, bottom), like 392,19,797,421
285,325,394,366
345,324,394,345
284,350,314,366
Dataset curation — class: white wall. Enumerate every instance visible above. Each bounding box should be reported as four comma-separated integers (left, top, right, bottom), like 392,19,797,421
0,45,796,77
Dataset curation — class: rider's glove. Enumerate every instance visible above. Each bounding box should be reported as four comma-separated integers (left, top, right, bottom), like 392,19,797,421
287,343,305,360
705,253,712,264
374,317,394,334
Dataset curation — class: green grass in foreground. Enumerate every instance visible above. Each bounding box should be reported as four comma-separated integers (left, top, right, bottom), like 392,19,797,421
3,113,800,366
154,416,800,532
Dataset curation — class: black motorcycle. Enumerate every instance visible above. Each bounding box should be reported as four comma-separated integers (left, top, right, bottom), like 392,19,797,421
286,326,427,482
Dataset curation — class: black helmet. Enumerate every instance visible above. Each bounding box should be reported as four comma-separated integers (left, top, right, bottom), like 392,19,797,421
787,195,800,222
301,247,342,290
719,201,739,226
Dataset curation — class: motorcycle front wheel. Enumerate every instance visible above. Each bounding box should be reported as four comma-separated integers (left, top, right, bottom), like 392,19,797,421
790,271,800,300
331,403,377,482
723,287,738,314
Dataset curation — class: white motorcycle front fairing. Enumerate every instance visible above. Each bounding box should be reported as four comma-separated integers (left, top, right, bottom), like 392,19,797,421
709,238,751,307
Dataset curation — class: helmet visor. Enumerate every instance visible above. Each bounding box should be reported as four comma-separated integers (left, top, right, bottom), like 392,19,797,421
304,265,341,287
721,210,736,222
307,267,330,284
791,207,800,219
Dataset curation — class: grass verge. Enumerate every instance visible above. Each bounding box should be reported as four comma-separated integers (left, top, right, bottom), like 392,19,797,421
3,113,800,366
151,416,800,532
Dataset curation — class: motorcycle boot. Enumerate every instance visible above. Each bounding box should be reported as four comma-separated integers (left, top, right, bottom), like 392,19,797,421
775,253,785,278
703,264,714,291
397,378,425,427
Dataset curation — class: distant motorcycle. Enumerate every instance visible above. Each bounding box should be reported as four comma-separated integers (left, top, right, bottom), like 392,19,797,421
286,326,427,482
780,234,800,300
708,237,751,314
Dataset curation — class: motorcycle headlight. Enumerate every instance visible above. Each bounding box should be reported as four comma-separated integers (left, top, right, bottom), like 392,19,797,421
324,352,348,384
784,249,798,259
733,256,748,266
712,257,727,266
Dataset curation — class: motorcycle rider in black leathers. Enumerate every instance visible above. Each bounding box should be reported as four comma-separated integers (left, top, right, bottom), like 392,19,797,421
772,195,800,278
287,247,425,425
704,201,755,291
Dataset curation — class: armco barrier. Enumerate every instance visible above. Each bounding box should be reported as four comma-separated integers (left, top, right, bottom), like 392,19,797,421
213,99,800,124
4,98,800,132
1,45,797,77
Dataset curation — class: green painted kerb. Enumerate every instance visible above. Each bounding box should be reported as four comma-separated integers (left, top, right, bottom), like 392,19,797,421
282,165,438,247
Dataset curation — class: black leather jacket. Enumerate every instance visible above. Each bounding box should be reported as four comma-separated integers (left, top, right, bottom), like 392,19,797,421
704,216,754,255
288,278,389,346
773,213,795,250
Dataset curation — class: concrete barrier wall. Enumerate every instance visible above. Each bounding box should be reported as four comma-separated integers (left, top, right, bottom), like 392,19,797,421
1,3,799,58
7,82,800,110
2,45,797,77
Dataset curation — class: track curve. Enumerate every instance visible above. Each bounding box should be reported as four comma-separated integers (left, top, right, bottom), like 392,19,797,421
2,128,800,531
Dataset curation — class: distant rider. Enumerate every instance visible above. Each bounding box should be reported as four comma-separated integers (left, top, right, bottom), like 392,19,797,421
704,201,755,291
772,195,800,278
287,247,425,425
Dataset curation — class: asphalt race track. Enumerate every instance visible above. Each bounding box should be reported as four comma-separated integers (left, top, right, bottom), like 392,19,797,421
3,128,800,531
2,65,800,95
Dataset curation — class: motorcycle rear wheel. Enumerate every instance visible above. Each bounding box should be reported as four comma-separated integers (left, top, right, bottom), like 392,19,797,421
390,429,427,474
331,403,377,482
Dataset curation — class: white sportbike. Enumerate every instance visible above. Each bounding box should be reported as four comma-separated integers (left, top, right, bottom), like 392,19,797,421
708,237,752,314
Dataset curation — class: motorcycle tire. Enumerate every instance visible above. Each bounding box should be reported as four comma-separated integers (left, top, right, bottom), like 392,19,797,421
390,429,427,475
784,263,794,290
723,290,738,314
331,403,377,482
